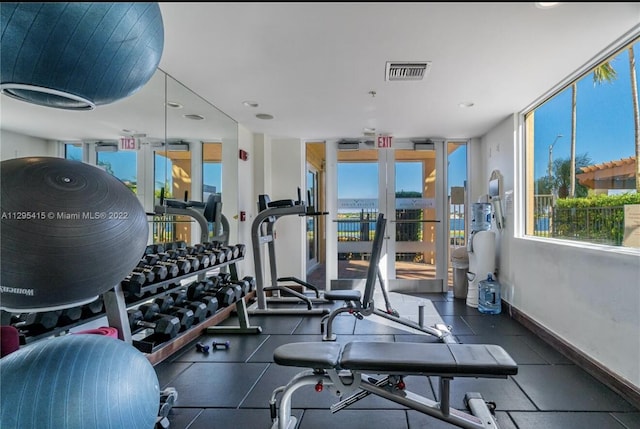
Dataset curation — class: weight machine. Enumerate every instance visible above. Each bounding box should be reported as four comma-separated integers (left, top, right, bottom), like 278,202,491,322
250,189,331,315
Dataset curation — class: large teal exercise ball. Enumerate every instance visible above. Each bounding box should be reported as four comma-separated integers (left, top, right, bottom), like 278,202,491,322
0,2,164,110
0,334,160,429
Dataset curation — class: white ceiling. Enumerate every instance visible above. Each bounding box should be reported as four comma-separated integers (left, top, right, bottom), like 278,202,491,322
2,2,640,143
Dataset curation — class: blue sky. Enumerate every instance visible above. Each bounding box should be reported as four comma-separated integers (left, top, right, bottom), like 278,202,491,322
337,146,467,200
533,43,638,179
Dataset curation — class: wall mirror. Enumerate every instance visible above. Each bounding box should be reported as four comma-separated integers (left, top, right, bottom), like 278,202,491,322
0,68,239,246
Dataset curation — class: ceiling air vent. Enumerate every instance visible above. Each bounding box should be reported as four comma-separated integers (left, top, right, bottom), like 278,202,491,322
385,61,431,81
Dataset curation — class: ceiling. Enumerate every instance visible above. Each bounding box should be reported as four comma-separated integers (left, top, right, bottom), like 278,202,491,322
2,2,640,144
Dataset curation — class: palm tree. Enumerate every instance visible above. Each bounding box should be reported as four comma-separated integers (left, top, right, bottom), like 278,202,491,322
628,44,639,192
569,62,617,198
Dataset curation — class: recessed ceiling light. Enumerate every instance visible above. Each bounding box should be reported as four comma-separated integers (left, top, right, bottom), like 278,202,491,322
243,100,259,108
535,2,560,9
166,101,183,109
183,114,205,120
256,113,274,120
122,129,136,134
458,102,475,108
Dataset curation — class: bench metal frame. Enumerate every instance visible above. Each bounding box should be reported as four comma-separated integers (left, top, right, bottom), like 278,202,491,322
322,213,455,343
270,368,504,429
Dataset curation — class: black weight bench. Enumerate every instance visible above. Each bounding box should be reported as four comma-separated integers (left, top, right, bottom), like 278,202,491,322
269,341,518,429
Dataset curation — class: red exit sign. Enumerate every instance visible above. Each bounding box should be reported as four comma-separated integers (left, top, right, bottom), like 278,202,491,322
119,137,137,151
377,135,393,148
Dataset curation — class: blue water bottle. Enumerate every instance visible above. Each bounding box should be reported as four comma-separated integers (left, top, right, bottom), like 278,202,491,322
478,273,501,314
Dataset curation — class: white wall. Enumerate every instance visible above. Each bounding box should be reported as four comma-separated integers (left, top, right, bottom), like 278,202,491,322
1,129,57,160
237,124,255,278
483,115,640,390
270,138,305,281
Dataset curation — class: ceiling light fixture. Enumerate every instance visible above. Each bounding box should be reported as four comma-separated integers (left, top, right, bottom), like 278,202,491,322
183,114,205,120
458,102,475,108
535,2,560,9
166,101,183,109
256,113,274,120
242,100,259,108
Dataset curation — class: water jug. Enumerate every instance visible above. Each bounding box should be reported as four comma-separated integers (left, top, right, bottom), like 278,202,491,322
478,273,501,314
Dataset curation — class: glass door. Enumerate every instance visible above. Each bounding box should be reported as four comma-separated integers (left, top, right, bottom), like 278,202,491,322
383,143,447,293
306,167,320,272
333,141,447,293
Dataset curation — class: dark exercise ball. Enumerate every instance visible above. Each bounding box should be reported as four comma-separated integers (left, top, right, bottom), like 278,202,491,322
0,157,149,312
0,334,160,429
0,2,164,109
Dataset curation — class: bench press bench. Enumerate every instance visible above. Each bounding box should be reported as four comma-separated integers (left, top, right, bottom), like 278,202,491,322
269,341,518,429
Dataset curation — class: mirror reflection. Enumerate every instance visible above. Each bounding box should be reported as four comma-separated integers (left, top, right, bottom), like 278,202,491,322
0,68,238,247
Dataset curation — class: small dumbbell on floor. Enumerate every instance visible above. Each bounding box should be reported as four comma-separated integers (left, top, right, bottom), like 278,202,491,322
212,340,230,350
195,342,210,353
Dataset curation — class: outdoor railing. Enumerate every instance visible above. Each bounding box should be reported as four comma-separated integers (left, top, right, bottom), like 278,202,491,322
552,205,625,246
533,195,626,245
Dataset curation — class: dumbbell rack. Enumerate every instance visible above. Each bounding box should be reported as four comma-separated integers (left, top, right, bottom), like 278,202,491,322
1,246,262,366
104,253,262,365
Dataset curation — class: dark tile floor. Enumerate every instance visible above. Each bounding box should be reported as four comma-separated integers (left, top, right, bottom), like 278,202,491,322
154,293,640,429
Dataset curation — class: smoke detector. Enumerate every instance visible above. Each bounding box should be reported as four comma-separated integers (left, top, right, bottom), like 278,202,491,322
385,62,431,81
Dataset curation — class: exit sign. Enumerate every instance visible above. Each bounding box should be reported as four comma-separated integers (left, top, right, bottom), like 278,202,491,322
377,135,393,148
119,137,137,151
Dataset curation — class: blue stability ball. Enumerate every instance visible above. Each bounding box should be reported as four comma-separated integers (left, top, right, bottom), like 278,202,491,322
0,334,160,429
0,2,164,109
0,157,149,312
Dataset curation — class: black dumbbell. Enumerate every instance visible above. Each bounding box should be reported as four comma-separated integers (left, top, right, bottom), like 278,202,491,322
149,299,195,331
81,296,104,318
199,278,236,307
121,271,147,294
132,265,156,285
231,278,251,298
13,311,61,335
235,244,246,258
166,292,209,324
208,280,238,307
195,342,210,353
211,340,230,350
202,248,222,265
243,276,256,292
156,252,191,275
145,243,165,254
127,308,180,338
186,244,205,254
217,272,232,284
137,259,168,282
185,282,220,317
168,249,202,272
192,253,211,270
218,246,235,261
57,306,83,326
151,255,180,278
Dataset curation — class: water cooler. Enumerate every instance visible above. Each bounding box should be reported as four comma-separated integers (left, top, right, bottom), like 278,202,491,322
466,202,496,308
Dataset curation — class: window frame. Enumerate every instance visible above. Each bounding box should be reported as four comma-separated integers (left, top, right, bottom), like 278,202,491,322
518,28,640,254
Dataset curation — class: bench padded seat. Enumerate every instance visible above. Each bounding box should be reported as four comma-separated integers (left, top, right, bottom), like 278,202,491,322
274,342,342,369
324,289,362,302
273,341,517,378
340,342,517,377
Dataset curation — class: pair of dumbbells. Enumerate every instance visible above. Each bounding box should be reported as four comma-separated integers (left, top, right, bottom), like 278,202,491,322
195,340,230,353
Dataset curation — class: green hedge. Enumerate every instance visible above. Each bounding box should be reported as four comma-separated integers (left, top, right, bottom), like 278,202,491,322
553,193,640,245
